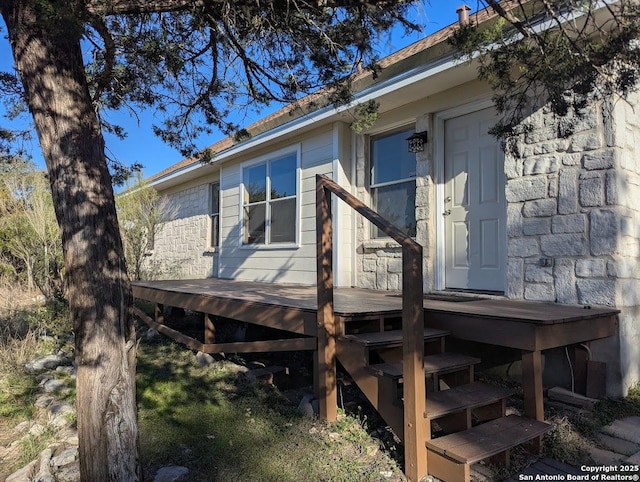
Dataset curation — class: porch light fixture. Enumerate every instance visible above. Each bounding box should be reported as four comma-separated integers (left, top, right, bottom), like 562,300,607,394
406,131,428,153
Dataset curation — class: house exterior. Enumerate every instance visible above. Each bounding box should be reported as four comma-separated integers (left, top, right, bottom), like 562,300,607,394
144,5,640,397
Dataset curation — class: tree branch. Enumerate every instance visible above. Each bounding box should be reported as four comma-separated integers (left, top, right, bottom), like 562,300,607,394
86,0,411,17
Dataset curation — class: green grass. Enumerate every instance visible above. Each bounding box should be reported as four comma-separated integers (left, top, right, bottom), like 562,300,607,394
0,330,40,422
136,340,405,482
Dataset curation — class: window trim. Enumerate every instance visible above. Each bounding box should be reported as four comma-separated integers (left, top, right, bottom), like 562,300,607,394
208,181,220,250
368,126,417,239
239,145,301,249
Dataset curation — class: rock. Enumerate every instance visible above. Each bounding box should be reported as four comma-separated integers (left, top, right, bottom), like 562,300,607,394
48,400,74,418
41,378,67,394
196,351,215,367
602,416,640,444
36,394,56,408
297,393,316,418
25,354,68,373
55,463,81,482
5,458,38,482
153,465,189,482
48,402,75,428
27,423,47,436
585,446,624,465
625,450,640,465
51,447,78,468
12,421,31,435
145,328,160,340
597,433,640,456
36,447,54,482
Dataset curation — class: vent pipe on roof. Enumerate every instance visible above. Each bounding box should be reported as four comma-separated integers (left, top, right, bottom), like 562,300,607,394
457,4,471,27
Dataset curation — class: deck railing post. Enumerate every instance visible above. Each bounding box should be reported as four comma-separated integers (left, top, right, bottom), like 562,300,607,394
316,178,337,422
402,243,428,481
315,174,427,481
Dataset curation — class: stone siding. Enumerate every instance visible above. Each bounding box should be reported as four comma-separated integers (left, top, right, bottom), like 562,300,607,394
355,115,432,293
506,90,640,395
145,184,218,279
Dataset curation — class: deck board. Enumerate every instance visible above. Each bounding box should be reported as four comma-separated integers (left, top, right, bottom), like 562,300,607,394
133,278,618,323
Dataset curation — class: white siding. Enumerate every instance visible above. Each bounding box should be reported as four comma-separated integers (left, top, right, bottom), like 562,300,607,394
218,127,334,284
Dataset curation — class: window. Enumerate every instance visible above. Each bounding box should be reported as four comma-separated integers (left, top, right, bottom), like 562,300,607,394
370,128,417,238
209,182,220,248
242,153,297,245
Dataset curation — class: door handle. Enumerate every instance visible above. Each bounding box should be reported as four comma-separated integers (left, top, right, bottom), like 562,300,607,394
445,196,452,203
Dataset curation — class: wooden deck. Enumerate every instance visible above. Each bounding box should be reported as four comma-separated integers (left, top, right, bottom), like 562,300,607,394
132,279,617,399
132,277,618,480
132,277,617,341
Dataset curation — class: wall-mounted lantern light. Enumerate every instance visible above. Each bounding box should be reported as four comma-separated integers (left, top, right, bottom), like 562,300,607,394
406,131,428,153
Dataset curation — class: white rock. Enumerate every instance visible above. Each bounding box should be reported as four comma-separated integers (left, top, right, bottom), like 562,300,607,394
25,354,68,373
196,351,215,367
297,393,316,418
5,458,38,482
154,465,189,482
42,378,67,394
55,463,80,482
51,447,78,468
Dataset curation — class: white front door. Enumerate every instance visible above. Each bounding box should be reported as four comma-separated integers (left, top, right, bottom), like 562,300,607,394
443,107,506,292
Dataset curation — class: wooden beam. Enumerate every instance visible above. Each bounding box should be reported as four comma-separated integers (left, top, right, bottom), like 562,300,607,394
202,338,317,354
133,285,316,335
204,313,216,344
155,302,164,324
136,307,204,351
135,307,316,354
316,181,337,422
522,349,544,453
402,242,428,482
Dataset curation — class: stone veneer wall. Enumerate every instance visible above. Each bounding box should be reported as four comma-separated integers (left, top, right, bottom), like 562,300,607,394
355,115,433,293
505,90,640,396
145,183,217,280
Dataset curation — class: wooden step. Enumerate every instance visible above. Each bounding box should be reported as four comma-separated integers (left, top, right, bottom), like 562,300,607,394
338,328,449,348
426,382,513,419
426,415,552,465
366,353,480,380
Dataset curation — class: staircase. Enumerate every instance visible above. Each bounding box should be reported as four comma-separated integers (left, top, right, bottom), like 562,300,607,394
315,174,552,481
336,327,552,482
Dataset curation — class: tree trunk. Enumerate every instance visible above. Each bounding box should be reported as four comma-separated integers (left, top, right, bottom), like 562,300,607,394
1,1,141,480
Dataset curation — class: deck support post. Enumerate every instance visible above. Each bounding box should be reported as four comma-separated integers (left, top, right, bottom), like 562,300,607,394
316,179,337,422
155,303,164,325
522,349,544,452
204,313,216,344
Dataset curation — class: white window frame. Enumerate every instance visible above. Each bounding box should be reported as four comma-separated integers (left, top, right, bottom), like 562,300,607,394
369,125,417,239
239,145,301,249
208,182,220,250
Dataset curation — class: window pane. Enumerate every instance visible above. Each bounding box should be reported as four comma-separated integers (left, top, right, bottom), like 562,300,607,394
210,183,220,214
243,204,266,244
210,214,219,247
244,163,267,203
270,154,296,199
371,129,416,185
372,180,416,238
270,198,296,243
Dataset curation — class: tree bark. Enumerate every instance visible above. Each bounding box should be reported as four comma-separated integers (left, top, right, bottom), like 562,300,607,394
1,1,141,480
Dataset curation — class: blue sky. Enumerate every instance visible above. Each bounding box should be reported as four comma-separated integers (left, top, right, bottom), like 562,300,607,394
0,2,473,178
